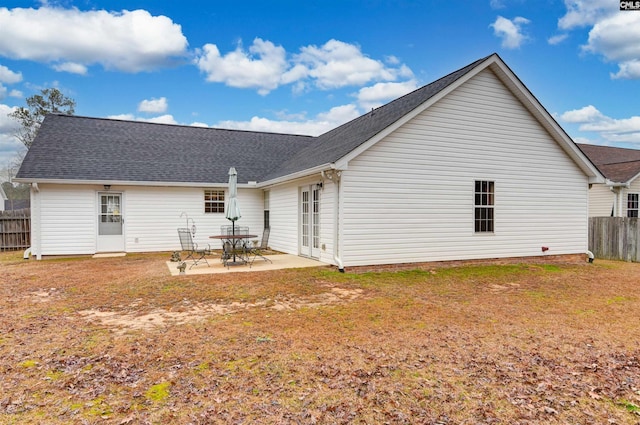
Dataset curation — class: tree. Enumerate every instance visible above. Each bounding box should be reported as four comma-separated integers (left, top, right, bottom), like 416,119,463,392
9,88,76,149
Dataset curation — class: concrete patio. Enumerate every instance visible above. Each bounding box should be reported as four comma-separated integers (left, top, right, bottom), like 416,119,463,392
166,254,326,275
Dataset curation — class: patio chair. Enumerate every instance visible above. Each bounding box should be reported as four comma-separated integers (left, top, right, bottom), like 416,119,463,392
246,227,272,265
177,228,212,269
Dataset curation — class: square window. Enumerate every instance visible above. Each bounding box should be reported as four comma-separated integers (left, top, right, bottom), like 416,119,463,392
204,190,225,213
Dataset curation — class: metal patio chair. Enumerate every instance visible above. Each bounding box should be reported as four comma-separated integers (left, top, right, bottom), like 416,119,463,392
177,228,211,269
246,227,272,265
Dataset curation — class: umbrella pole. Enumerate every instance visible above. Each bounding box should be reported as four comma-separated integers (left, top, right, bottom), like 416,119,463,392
232,222,236,262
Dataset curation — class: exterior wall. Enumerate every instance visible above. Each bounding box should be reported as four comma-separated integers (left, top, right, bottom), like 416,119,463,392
340,68,590,267
588,184,614,217
37,184,96,255
267,175,333,262
617,178,640,217
32,183,265,256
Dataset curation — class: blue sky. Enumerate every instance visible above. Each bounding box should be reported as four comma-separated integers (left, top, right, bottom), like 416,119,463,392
0,0,639,170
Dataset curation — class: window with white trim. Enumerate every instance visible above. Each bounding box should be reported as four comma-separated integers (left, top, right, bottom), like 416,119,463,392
204,190,225,213
627,193,639,218
474,180,494,233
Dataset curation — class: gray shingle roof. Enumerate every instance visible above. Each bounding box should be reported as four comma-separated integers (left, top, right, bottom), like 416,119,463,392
577,143,640,183
17,55,491,185
17,116,313,184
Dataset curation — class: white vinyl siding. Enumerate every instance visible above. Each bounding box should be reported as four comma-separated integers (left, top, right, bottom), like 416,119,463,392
33,185,265,255
38,184,96,255
267,181,299,255
340,68,589,267
267,176,335,264
125,186,263,253
588,184,615,217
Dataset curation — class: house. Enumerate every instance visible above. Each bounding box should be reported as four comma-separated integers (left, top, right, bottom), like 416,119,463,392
15,53,603,268
578,143,640,217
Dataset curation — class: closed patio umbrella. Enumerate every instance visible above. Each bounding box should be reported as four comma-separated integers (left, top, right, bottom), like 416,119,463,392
225,167,242,262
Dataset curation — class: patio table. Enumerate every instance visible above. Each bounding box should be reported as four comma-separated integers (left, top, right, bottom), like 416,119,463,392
210,234,258,266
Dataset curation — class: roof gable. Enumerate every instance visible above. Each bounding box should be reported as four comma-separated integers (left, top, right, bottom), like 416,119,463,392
261,55,490,181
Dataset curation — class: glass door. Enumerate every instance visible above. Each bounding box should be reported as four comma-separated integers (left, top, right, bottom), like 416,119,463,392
97,192,124,252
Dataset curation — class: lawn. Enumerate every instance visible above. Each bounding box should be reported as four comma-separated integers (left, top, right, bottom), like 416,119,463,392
1,251,639,424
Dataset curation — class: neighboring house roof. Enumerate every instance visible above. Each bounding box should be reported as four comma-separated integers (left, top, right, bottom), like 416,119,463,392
577,143,640,183
16,53,602,186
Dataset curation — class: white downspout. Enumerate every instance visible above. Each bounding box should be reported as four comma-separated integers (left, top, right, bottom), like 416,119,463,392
31,183,41,260
608,181,630,217
322,169,344,272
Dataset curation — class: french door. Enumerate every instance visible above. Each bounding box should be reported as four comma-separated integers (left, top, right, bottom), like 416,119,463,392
96,192,124,252
300,185,321,259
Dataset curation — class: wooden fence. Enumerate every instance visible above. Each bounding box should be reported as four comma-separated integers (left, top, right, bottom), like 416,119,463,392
0,208,30,252
589,216,640,262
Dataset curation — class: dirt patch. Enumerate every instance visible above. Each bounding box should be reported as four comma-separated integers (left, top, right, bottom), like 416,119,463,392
78,287,364,333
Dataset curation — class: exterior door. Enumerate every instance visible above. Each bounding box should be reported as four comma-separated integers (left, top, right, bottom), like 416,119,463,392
300,185,320,258
97,192,124,252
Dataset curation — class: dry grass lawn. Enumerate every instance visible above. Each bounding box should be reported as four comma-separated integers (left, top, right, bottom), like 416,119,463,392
1,251,640,424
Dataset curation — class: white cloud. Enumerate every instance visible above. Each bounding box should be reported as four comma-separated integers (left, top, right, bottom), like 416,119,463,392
490,0,505,9
195,38,288,95
560,105,605,123
560,105,640,144
0,65,22,83
52,62,88,75
195,38,415,95
558,0,613,30
294,39,402,89
490,16,531,49
138,97,168,114
582,13,640,79
356,80,419,111
0,103,23,167
0,6,188,73
216,103,360,136
547,34,568,45
107,113,178,125
556,1,640,79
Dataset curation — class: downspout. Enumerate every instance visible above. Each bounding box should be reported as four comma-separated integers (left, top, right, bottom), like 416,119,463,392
607,181,630,217
31,183,41,260
322,169,344,272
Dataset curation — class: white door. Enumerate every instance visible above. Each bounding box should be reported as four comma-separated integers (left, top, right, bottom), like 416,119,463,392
97,192,124,252
300,185,320,258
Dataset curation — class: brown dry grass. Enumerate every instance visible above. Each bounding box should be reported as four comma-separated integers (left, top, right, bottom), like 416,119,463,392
1,251,640,424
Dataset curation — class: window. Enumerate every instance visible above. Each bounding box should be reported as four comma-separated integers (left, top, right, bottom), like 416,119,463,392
628,193,639,218
474,180,494,233
263,190,270,229
204,190,225,213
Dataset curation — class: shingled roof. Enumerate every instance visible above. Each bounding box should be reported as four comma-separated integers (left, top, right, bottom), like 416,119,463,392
16,116,313,184
577,143,640,183
16,54,493,185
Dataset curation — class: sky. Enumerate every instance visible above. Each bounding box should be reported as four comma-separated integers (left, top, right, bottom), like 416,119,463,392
0,0,639,172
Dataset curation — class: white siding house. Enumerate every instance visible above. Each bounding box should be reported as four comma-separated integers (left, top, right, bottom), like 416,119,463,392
578,144,640,218
16,54,603,268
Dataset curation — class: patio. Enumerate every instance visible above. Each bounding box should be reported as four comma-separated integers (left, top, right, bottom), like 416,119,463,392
166,253,326,275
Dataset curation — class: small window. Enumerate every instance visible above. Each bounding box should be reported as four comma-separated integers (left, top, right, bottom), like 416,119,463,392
263,191,270,229
628,193,639,218
204,190,225,213
474,180,494,233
